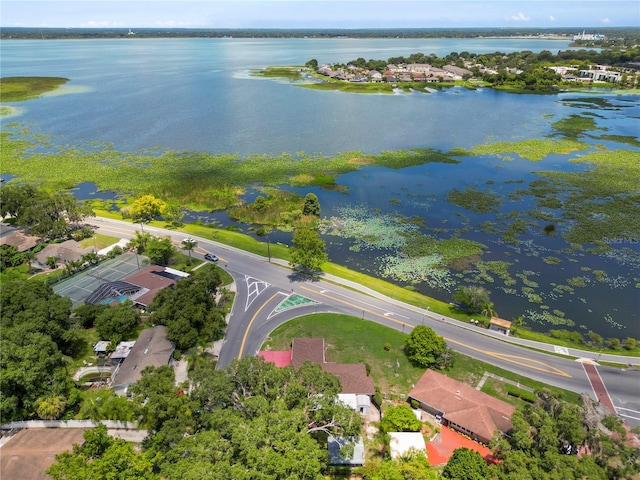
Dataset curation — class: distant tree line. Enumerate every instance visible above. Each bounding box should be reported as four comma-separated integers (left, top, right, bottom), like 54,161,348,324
2,27,639,42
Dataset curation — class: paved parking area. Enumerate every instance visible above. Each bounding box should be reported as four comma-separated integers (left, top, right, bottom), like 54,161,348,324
426,426,494,466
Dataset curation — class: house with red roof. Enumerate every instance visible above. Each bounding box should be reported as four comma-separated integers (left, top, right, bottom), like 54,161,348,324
408,369,515,444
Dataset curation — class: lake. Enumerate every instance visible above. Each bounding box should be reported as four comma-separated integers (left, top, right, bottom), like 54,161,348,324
1,37,638,339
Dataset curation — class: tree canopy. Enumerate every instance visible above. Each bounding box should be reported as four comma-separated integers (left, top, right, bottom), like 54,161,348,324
145,235,176,265
452,285,491,315
363,450,436,480
303,192,321,216
404,325,452,369
380,404,423,433
290,226,328,271
0,184,94,240
442,447,488,480
86,356,363,479
128,194,167,228
148,267,226,351
47,425,158,480
94,301,140,342
0,280,78,421
488,390,638,479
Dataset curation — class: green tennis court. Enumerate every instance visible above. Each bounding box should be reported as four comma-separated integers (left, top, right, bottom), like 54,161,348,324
52,253,145,307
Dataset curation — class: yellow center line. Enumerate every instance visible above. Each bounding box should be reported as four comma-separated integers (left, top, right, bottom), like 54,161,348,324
238,292,281,360
301,285,410,326
446,338,571,377
301,285,571,378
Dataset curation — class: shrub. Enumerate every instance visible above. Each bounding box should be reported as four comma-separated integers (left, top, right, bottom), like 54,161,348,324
505,385,536,403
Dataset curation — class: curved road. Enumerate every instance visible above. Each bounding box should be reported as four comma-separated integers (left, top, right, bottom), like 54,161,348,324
93,217,640,427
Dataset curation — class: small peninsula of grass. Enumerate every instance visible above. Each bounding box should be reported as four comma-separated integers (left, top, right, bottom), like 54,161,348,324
250,66,305,82
0,76,69,102
300,80,395,94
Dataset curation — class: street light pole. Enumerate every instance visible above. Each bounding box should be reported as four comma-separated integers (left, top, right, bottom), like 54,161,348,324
267,234,271,263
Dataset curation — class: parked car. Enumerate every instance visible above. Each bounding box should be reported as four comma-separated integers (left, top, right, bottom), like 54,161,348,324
204,253,218,262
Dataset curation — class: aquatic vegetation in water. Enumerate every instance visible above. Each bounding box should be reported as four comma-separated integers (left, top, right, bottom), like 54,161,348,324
604,314,625,330
322,204,419,250
0,126,461,210
602,247,640,270
401,234,486,266
550,114,605,138
379,254,454,290
472,261,516,286
525,309,575,327
559,97,622,111
592,135,640,148
447,187,502,214
524,292,543,304
543,256,562,265
516,271,540,289
552,284,575,295
502,148,640,251
592,270,608,283
466,138,589,161
567,276,588,288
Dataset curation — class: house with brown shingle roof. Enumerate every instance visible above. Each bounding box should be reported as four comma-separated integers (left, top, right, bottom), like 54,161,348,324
290,338,375,408
408,369,515,444
291,338,326,366
122,265,180,307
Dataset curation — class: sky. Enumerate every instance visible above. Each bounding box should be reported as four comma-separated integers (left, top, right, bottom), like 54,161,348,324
2,0,638,29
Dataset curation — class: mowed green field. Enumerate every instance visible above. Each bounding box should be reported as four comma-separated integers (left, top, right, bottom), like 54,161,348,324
263,313,581,405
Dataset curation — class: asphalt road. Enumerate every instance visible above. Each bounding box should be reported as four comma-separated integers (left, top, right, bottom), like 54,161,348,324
93,217,640,427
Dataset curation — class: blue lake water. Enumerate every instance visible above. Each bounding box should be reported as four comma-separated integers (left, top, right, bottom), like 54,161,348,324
1,37,638,339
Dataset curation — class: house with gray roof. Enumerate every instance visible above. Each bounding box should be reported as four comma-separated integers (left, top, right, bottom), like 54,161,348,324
110,326,174,396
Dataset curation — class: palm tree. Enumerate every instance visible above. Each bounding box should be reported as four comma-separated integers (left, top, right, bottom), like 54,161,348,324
481,301,497,318
23,249,36,274
128,231,151,254
82,251,100,266
79,397,104,421
182,237,197,265
35,395,67,420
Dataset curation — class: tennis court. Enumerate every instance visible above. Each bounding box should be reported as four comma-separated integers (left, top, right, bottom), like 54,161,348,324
52,253,144,307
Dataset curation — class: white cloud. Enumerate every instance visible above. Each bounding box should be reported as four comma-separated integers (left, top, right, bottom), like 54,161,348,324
509,12,530,22
602,17,611,24
549,15,555,22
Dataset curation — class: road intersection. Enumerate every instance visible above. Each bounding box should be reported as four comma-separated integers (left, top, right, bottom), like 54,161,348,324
93,216,640,427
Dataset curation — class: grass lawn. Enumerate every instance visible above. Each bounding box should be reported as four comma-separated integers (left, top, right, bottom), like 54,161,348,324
78,233,120,251
70,328,100,370
263,313,582,405
264,313,425,400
